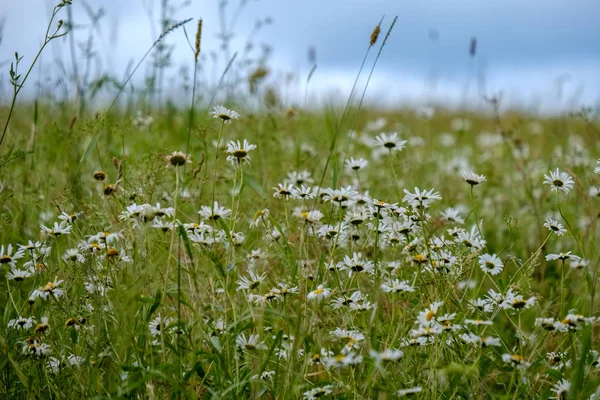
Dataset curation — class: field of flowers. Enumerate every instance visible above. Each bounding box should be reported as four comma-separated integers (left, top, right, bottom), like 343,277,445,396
0,100,599,399
1,1,600,398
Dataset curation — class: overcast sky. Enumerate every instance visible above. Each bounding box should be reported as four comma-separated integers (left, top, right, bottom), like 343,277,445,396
1,0,599,113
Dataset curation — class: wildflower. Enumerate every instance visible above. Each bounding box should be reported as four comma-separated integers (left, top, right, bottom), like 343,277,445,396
465,319,494,326
34,317,50,334
338,252,374,277
345,157,368,171
209,105,240,123
456,228,486,251
375,132,407,151
381,278,415,293
166,151,191,167
462,171,486,185
235,333,267,350
31,280,65,300
0,244,24,267
8,267,32,282
272,183,295,199
303,385,334,399
441,207,465,224
322,186,359,204
92,231,123,245
8,316,36,330
291,185,318,200
503,294,537,310
285,170,314,185
369,348,404,363
62,248,84,263
225,139,257,165
478,254,504,275
468,298,493,313
569,258,589,270
403,187,442,207
23,338,51,357
307,284,331,301
502,353,530,369
397,387,423,397
57,211,82,224
544,218,567,236
322,351,363,368
236,270,267,291
543,168,574,194
331,291,363,309
149,314,172,337
418,302,444,327
595,159,600,174
198,202,232,220
550,379,571,399
545,252,581,262
92,170,107,181
297,209,323,224
535,318,558,331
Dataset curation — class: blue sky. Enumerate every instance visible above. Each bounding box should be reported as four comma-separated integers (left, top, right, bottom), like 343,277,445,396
1,0,599,113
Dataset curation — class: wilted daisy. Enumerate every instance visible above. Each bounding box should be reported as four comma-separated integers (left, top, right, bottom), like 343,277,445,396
225,139,257,165
307,284,331,301
375,132,407,151
544,218,567,236
478,254,504,275
543,168,574,194
235,333,267,351
462,171,486,185
166,151,191,167
209,105,240,123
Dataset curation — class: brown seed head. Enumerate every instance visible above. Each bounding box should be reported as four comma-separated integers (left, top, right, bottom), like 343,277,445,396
370,23,381,47
194,19,203,62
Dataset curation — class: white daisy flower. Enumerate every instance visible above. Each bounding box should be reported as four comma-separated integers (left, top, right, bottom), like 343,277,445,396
235,333,267,351
0,244,25,267
462,171,486,185
543,168,574,194
198,202,232,220
345,157,368,171
374,132,407,151
478,254,504,275
307,284,331,301
544,218,567,236
225,139,257,165
209,105,240,123
149,314,172,337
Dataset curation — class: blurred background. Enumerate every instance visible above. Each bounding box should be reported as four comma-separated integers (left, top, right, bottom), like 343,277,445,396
1,0,599,114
